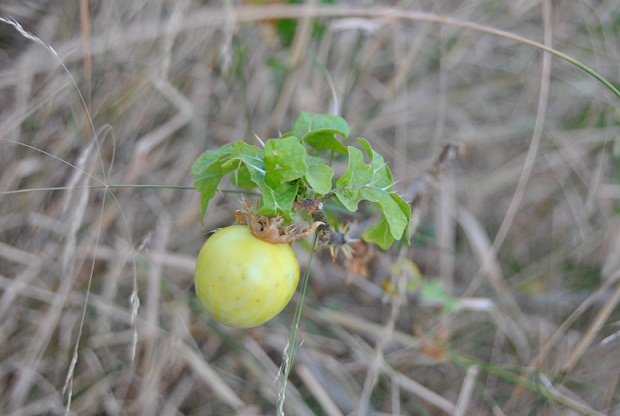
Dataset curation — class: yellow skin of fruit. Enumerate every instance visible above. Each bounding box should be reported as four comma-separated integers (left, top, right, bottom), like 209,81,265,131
195,225,300,328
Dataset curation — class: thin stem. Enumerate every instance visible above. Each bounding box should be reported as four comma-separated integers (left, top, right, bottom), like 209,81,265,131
1,185,264,195
277,232,319,415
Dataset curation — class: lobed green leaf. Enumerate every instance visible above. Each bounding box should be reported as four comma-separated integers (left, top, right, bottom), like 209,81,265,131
192,140,300,221
289,111,349,154
335,138,410,248
264,136,308,187
230,164,255,189
256,180,298,220
191,142,238,220
335,138,392,211
391,192,412,245
221,141,265,185
305,155,334,195
361,192,411,248
361,216,393,250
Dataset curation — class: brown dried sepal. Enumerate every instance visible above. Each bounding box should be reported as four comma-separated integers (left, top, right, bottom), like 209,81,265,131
413,324,449,361
344,240,376,283
234,196,323,244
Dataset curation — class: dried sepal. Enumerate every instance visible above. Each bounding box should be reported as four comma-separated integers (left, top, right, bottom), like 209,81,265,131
234,196,323,244
344,241,376,284
327,222,358,261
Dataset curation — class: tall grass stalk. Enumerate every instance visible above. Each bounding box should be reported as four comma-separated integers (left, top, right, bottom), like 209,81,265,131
276,233,319,416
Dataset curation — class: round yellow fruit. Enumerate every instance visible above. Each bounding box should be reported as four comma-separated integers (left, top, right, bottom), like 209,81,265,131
194,225,300,328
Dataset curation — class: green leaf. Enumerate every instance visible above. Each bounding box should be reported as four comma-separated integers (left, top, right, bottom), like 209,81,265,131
264,136,308,187
361,216,393,250
335,138,393,211
192,140,298,220
289,112,350,154
358,138,393,187
222,141,265,183
231,164,255,188
305,155,334,195
361,193,411,248
334,147,373,211
225,142,298,220
191,142,238,220
304,131,349,155
391,192,412,245
363,190,408,239
335,139,410,248
191,138,300,221
257,181,298,220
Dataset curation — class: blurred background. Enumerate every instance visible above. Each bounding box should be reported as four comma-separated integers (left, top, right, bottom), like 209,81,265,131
1,1,619,414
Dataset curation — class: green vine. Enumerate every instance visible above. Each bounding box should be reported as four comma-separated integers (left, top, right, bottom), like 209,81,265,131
191,112,411,250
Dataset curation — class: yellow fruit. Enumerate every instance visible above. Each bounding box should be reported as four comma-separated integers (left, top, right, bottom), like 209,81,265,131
194,225,300,328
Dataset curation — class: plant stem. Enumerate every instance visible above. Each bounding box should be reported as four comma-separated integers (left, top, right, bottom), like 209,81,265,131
277,232,319,415
1,185,264,196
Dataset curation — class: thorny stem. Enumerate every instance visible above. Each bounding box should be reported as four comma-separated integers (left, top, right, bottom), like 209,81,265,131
293,198,339,247
428,143,463,179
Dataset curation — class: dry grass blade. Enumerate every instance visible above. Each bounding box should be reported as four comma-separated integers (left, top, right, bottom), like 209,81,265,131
504,271,620,411
457,207,530,353
560,272,620,375
242,336,315,416
537,373,607,416
391,371,456,414
454,365,480,416
318,309,419,348
296,364,344,416
173,342,245,411
356,254,408,416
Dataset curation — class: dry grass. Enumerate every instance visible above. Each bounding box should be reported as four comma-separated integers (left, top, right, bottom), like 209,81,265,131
1,1,619,415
